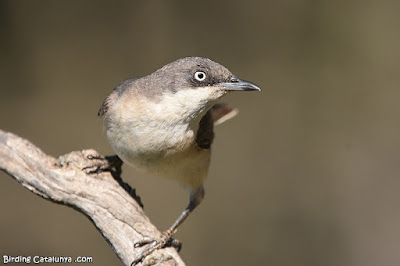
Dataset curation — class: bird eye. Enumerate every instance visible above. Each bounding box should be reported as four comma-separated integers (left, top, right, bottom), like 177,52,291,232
194,71,207,81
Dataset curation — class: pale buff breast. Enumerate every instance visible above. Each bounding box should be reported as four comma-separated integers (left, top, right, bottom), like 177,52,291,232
103,89,214,189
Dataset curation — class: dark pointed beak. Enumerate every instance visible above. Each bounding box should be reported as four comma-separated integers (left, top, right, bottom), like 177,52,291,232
215,77,261,92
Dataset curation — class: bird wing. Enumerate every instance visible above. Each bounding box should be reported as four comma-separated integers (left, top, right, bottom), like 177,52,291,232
196,109,214,149
195,103,238,149
98,78,139,117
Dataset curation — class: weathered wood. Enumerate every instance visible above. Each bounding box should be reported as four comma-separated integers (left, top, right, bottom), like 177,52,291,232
0,129,185,266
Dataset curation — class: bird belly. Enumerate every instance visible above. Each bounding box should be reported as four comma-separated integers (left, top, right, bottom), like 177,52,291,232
106,121,210,190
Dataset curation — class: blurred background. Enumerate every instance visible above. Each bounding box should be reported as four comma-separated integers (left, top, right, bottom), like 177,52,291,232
1,1,400,265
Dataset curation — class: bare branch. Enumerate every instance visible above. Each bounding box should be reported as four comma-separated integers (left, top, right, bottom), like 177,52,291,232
0,129,185,266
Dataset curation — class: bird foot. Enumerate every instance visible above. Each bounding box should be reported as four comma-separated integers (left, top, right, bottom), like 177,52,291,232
83,154,144,208
131,233,182,266
83,154,123,175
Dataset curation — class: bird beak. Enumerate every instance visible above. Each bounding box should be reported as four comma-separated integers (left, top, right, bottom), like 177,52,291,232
215,77,261,92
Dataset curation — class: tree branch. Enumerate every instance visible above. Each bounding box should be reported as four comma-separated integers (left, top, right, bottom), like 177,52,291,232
0,129,185,266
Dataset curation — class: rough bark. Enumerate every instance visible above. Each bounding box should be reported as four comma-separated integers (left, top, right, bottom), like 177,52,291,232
0,129,185,266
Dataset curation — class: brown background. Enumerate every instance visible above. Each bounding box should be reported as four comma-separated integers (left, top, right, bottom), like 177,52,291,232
1,1,400,265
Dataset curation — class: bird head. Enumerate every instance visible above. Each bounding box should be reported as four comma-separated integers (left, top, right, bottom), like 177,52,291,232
143,57,261,118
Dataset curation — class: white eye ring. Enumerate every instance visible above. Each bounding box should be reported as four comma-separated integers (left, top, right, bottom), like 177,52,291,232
194,71,207,81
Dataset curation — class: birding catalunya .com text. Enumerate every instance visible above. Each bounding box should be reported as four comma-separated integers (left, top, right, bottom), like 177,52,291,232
2,255,93,264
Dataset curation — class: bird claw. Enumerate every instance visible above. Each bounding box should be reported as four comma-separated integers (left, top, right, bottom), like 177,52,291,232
134,239,156,248
83,154,123,175
131,235,182,265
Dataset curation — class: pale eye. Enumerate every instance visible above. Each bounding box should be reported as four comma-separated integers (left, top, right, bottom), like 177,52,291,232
194,71,206,81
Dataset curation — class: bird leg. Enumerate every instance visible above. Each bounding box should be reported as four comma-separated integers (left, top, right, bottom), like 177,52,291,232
84,154,144,208
131,187,204,266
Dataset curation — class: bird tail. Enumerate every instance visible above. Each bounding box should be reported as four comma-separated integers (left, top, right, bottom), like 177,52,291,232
211,103,239,126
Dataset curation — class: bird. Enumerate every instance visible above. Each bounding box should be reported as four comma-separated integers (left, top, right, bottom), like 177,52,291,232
98,57,260,264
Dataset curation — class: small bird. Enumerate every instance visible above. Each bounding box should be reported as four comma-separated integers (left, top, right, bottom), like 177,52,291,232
98,57,260,264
